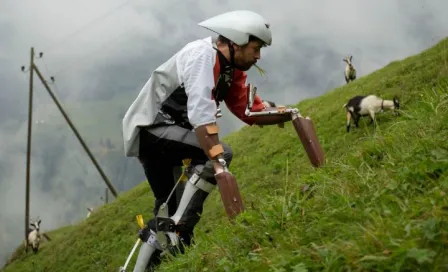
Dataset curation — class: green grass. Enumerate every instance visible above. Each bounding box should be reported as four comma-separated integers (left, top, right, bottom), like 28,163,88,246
3,37,448,272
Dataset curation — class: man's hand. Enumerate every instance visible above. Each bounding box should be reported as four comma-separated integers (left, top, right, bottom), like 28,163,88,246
262,106,279,112
262,100,276,108
250,104,293,126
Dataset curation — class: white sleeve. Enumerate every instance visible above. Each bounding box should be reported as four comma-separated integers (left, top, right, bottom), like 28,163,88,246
178,45,217,128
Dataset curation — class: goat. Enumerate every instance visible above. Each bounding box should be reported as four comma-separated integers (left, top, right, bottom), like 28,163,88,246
343,55,357,84
27,217,41,253
24,217,52,254
87,207,94,218
343,95,400,132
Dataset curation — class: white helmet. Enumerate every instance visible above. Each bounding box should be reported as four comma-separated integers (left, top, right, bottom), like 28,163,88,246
198,10,272,46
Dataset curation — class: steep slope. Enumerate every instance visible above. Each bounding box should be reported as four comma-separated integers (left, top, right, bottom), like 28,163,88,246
2,37,448,272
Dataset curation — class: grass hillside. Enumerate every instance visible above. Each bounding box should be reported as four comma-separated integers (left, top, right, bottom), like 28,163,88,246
2,37,448,272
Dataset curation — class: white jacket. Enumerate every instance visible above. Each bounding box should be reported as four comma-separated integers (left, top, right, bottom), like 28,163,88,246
122,37,219,157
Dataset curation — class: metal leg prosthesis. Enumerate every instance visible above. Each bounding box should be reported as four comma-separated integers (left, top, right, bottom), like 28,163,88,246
155,172,216,253
132,230,162,272
131,172,216,272
171,172,216,228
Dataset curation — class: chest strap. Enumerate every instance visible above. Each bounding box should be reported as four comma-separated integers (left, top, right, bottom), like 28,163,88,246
212,48,234,107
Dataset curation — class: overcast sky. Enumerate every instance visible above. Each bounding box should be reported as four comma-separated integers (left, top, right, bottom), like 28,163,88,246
1,0,447,266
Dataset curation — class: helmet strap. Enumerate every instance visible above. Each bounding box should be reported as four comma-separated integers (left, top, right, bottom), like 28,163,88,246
226,40,235,66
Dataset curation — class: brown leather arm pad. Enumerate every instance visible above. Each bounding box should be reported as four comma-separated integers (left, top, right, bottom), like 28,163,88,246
292,116,325,167
251,114,292,126
215,171,244,219
194,123,224,160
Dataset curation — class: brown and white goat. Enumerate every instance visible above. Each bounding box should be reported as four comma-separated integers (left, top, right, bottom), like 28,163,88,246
343,55,357,84
343,95,400,132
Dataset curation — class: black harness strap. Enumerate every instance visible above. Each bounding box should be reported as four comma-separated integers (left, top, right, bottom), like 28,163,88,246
212,48,234,107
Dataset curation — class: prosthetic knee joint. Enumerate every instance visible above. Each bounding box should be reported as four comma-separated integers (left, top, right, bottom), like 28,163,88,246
156,171,216,246
171,172,216,225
